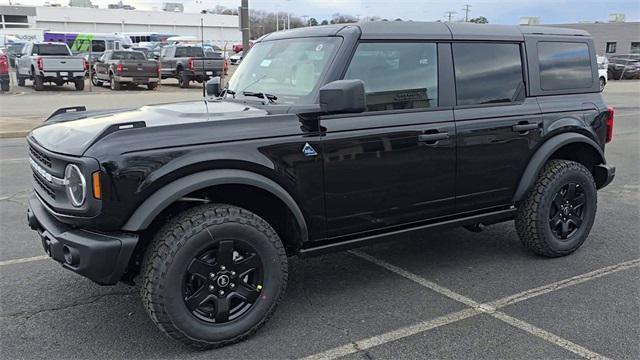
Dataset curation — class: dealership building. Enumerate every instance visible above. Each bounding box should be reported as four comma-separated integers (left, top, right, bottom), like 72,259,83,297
0,5,241,45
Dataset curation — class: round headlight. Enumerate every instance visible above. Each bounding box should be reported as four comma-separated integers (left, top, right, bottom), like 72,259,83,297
65,164,86,207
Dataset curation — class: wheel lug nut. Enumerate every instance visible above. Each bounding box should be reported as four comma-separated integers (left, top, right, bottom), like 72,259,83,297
220,265,226,271
209,273,215,279
230,271,236,276
229,283,235,289
208,285,215,292
218,290,225,296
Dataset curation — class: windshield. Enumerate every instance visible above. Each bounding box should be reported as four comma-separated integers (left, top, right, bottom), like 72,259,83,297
112,51,146,60
226,37,342,104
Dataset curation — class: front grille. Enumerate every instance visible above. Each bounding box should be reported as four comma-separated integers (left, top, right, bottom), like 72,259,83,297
29,145,52,168
33,174,56,199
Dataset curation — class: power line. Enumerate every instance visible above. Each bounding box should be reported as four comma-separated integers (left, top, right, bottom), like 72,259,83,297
444,11,457,23
462,4,471,22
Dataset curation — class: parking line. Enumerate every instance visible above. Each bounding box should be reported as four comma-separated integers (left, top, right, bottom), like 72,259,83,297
0,255,49,266
488,258,640,308
329,250,620,360
302,308,480,360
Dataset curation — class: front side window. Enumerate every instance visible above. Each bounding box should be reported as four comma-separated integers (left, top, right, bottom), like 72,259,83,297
453,42,524,106
227,37,342,104
344,42,438,112
538,42,592,90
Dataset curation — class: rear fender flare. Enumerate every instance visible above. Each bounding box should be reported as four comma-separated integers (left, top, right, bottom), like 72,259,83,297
512,132,605,202
121,169,308,243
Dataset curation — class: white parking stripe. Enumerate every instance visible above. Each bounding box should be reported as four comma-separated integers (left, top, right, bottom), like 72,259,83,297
488,258,640,308
0,158,28,164
339,250,623,360
492,311,611,360
302,308,480,360
0,255,49,266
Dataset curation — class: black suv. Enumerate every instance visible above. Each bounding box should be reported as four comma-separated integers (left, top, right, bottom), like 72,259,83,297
27,22,615,348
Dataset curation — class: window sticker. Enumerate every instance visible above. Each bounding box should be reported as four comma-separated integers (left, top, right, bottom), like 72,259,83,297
260,59,272,67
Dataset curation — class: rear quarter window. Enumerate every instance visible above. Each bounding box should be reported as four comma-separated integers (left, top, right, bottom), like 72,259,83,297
538,42,592,90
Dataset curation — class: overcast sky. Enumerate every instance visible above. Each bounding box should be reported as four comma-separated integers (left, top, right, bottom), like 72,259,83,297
5,0,640,23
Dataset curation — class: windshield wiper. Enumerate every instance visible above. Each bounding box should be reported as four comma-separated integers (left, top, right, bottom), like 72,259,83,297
242,91,278,103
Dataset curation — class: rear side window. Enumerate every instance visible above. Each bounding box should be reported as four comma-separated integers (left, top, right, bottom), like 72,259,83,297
453,43,524,106
344,42,438,112
538,42,592,90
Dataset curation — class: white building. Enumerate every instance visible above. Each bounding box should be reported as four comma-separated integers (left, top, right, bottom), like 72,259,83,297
0,5,241,46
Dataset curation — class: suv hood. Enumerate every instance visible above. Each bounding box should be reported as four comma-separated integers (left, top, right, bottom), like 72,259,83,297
29,101,266,156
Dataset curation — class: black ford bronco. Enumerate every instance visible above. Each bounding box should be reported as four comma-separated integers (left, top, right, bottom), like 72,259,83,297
27,22,615,348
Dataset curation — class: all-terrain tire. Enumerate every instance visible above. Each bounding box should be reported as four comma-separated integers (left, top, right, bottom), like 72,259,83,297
110,73,121,90
74,78,85,91
147,82,157,90
141,204,288,349
515,160,597,257
33,75,44,91
178,70,190,88
0,81,8,92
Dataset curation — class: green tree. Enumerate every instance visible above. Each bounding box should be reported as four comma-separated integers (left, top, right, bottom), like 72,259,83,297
320,20,329,25
308,17,319,26
469,16,488,24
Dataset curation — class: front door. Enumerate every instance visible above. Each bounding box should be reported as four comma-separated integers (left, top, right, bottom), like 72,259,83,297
322,41,456,238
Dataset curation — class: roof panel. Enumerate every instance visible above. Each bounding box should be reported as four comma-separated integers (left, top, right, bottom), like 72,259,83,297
359,21,451,40
448,23,524,41
519,26,590,36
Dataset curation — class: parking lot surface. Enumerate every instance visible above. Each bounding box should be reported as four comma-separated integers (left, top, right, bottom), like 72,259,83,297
0,81,638,359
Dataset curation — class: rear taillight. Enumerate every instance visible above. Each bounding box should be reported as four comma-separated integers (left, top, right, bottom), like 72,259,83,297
83,58,89,71
187,57,194,71
36,57,44,71
116,63,123,73
606,106,614,143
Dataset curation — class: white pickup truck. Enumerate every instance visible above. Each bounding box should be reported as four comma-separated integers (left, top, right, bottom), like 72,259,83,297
16,42,87,91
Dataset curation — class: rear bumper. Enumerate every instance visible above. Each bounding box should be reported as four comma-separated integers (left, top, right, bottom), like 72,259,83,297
27,194,138,285
40,71,86,79
594,164,616,189
114,75,160,84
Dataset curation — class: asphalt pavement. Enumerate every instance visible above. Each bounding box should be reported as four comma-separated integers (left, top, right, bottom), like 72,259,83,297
0,81,638,360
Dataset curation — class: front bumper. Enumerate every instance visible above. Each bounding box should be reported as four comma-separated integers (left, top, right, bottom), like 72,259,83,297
27,194,138,285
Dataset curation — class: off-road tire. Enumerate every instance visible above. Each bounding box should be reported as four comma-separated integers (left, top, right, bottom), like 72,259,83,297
147,82,157,90
515,160,597,257
33,75,44,91
141,204,288,349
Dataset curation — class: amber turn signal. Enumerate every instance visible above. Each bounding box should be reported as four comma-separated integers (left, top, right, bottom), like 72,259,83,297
92,171,102,199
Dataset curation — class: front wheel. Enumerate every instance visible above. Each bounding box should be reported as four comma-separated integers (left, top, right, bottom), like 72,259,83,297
515,160,597,257
599,77,606,91
110,74,121,90
147,82,157,90
91,71,102,86
141,204,288,349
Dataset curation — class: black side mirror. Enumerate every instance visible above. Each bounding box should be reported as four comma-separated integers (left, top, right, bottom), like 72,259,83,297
206,76,221,97
319,80,366,114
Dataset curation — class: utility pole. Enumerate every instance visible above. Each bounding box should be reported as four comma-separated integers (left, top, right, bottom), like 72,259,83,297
444,11,457,23
240,0,250,55
462,4,471,22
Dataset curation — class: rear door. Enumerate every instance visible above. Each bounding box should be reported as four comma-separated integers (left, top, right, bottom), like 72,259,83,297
322,42,457,238
452,42,543,212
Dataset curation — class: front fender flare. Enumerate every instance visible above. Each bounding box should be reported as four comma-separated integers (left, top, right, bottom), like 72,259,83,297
512,133,605,203
121,169,308,243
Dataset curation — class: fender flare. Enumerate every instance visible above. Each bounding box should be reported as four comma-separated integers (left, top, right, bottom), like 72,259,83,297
121,169,309,243
512,132,605,202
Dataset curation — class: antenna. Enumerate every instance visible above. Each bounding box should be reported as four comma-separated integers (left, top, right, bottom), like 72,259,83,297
201,17,206,98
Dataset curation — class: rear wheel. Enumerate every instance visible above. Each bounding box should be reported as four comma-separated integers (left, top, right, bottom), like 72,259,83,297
33,75,44,91
17,76,25,87
141,204,288,349
147,82,157,90
515,160,597,257
110,73,121,90
74,78,85,91
178,70,190,88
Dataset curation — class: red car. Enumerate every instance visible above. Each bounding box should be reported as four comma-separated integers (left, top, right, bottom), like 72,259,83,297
0,51,10,92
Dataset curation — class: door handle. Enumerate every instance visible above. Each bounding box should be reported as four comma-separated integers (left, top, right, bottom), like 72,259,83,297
418,132,449,144
512,123,539,133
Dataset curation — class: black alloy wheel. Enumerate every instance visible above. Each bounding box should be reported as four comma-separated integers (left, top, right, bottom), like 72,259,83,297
183,239,263,324
548,182,586,240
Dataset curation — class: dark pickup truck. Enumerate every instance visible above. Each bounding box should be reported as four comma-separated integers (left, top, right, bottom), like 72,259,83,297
92,50,159,90
159,45,224,88
27,22,615,349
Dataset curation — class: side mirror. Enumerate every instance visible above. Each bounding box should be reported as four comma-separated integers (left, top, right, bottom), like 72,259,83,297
319,80,366,114
206,76,221,97
15,54,22,58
